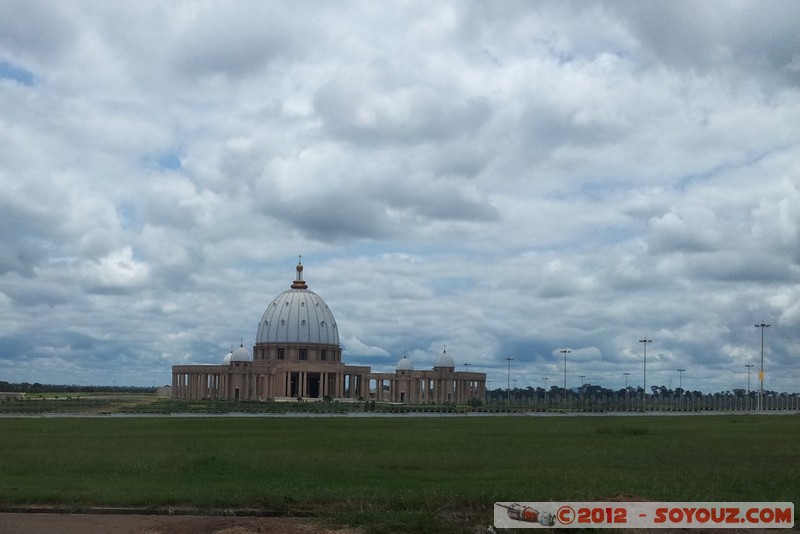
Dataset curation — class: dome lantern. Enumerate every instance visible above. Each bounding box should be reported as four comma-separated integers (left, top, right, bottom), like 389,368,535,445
290,256,307,289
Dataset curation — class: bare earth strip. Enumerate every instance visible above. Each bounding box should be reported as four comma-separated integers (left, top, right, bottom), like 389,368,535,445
0,513,364,534
0,513,791,534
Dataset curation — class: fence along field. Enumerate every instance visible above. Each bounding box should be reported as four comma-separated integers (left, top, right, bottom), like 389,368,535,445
3,392,800,414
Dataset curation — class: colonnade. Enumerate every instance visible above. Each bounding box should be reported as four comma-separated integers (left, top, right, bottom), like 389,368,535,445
173,367,230,399
370,373,486,404
172,364,371,401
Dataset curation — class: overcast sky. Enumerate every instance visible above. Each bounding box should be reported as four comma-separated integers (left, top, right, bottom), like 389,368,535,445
1,1,799,394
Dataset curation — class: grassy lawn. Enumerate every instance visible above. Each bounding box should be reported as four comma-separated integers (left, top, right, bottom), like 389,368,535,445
0,414,797,532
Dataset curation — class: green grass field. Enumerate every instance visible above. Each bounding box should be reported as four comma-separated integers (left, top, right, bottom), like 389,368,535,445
0,414,797,532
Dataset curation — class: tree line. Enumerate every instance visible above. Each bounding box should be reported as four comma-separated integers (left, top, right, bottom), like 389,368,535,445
0,381,157,394
486,384,792,402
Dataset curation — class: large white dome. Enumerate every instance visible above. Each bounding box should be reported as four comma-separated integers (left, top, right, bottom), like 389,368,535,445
255,262,339,346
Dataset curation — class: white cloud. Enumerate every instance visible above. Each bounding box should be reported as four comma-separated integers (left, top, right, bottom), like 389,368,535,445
80,247,150,292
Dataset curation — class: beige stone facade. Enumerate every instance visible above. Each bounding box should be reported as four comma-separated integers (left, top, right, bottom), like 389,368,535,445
369,368,486,404
172,262,485,404
172,359,372,401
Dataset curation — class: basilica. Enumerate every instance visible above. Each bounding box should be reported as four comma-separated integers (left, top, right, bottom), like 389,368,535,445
171,262,486,404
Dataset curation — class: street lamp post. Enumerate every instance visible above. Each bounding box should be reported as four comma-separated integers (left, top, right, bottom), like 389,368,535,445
623,372,630,410
505,357,513,403
560,349,571,408
464,363,471,373
754,322,770,411
639,339,652,410
744,364,754,411
745,364,753,394
543,377,549,407
677,368,685,390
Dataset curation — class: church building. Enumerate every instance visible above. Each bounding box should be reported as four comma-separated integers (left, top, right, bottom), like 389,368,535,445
171,261,486,404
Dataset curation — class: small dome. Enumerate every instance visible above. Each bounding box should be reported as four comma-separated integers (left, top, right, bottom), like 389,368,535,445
396,355,414,371
222,349,233,364
230,343,251,362
434,348,455,370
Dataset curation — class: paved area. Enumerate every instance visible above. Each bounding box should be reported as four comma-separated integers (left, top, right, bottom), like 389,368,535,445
0,513,361,534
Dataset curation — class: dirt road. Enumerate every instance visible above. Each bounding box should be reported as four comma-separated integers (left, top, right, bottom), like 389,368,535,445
0,513,363,534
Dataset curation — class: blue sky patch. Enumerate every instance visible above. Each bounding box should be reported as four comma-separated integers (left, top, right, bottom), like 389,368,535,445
0,61,34,86
157,151,182,170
